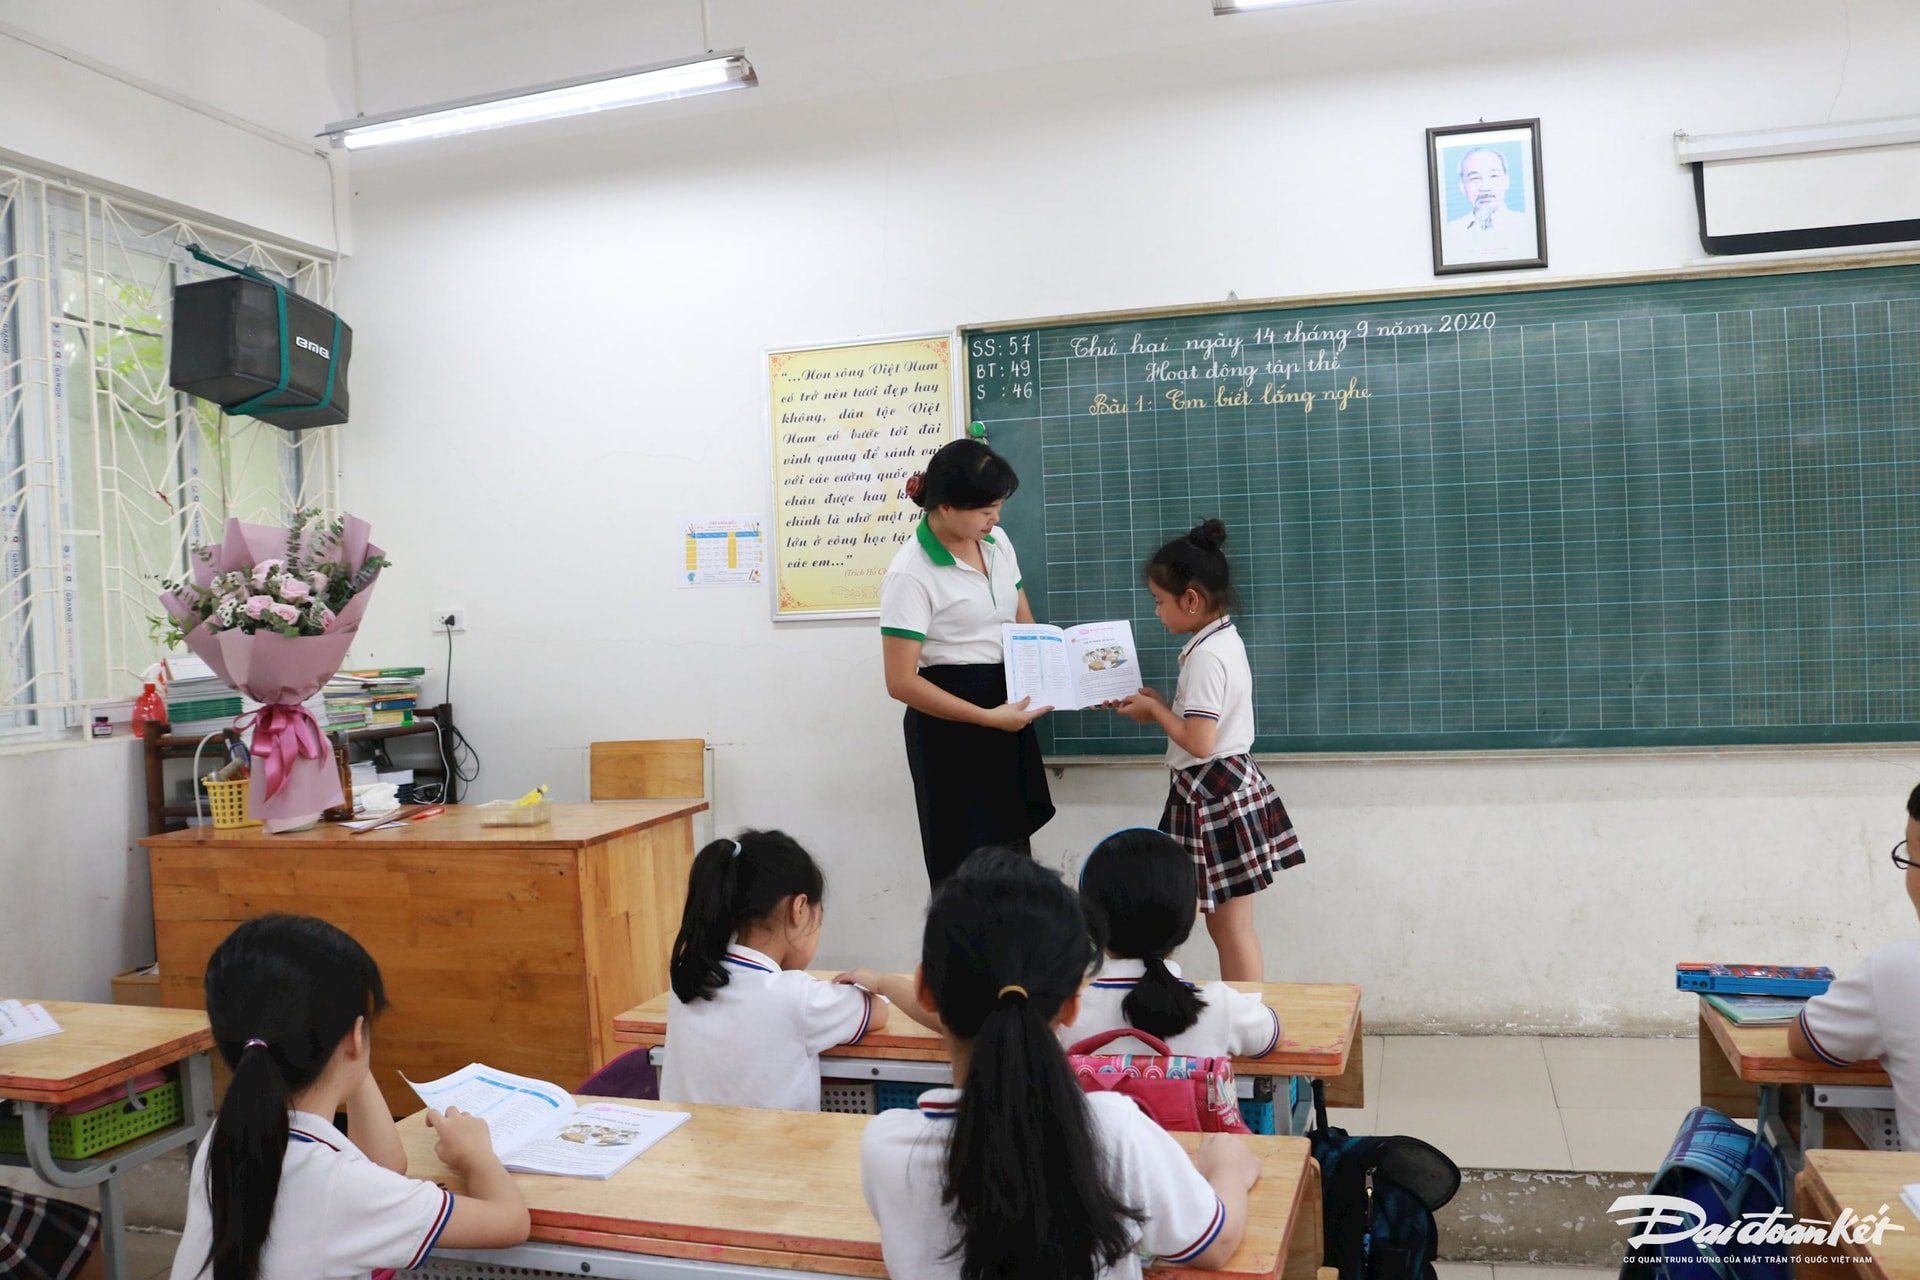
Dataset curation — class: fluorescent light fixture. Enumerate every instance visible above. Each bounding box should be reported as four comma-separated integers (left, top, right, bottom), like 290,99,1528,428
1674,114,1920,164
1212,0,1351,13
320,51,756,150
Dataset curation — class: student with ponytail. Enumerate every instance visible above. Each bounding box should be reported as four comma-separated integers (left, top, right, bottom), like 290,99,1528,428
863,848,1261,1280
1064,828,1282,1059
1110,519,1306,981
171,914,527,1280
662,830,934,1111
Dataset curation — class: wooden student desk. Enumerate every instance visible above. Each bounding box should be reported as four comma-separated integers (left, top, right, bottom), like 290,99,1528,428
140,800,705,1115
0,1002,215,1280
1697,999,1893,1169
614,979,1366,1120
399,1098,1324,1279
1793,1150,1920,1280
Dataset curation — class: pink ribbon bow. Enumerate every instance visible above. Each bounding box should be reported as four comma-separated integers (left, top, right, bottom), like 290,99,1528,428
242,703,327,801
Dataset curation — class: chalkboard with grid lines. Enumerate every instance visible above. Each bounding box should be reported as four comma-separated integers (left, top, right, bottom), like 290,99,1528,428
963,263,1920,755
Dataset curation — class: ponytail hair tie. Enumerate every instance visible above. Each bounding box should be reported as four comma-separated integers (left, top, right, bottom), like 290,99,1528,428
244,1038,268,1051
996,984,1029,1005
728,839,743,859
904,472,926,502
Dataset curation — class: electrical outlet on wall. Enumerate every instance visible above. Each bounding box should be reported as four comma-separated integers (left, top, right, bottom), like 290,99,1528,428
430,608,467,633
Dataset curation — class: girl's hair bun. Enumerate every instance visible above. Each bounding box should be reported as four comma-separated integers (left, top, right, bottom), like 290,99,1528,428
1188,519,1228,554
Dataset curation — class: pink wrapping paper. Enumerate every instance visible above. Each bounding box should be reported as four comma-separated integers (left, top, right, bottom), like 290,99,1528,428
160,516,384,832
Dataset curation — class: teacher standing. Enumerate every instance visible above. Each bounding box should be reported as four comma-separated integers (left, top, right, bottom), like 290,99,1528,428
880,439,1054,888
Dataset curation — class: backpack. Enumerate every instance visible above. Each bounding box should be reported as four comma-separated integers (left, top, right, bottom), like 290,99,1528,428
1308,1080,1461,1280
1065,1028,1251,1133
1616,1106,1789,1280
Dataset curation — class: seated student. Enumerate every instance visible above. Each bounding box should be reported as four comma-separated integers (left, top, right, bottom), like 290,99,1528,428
1062,828,1281,1059
1788,782,1920,1151
1,1189,102,1280
173,914,529,1280
661,830,888,1111
863,848,1261,1280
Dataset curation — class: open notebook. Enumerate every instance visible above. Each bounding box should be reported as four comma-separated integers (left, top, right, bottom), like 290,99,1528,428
405,1063,688,1180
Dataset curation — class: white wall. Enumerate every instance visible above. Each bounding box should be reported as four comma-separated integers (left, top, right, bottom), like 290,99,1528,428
0,0,343,250
0,740,150,999
335,0,1920,1033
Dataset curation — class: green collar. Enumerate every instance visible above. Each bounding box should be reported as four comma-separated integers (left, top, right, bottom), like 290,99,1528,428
916,517,994,567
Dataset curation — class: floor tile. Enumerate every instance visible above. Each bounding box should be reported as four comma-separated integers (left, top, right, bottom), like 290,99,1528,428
1561,1107,1689,1173
1543,1038,1697,1110
1379,1036,1557,1110
122,1230,180,1280
1436,1264,1495,1280
1376,1097,1572,1170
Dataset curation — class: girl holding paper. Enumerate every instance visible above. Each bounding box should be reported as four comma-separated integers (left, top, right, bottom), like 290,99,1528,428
881,439,1054,888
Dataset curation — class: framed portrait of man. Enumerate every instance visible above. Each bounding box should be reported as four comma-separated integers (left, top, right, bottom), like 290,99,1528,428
1426,119,1547,274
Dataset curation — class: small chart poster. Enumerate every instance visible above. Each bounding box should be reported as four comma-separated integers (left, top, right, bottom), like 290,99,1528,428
681,516,765,588
766,334,952,619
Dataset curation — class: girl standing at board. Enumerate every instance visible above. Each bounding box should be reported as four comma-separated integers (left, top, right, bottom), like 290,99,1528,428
881,439,1054,887
1111,520,1304,981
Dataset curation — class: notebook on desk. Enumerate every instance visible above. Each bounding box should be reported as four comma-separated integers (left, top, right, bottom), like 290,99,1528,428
1677,963,1833,998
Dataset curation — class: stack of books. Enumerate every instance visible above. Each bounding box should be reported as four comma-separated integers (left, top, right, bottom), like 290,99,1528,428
323,667,427,732
161,656,245,734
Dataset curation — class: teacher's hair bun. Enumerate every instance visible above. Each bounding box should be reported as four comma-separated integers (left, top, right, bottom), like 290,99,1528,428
904,472,928,504
1188,519,1229,554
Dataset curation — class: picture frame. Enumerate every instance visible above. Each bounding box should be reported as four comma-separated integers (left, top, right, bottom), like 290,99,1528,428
1426,118,1547,275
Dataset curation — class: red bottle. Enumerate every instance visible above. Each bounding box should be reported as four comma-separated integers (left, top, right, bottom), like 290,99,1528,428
130,682,168,733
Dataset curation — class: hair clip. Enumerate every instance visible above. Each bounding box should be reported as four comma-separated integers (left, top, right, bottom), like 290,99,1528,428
728,838,743,859
997,984,1029,1004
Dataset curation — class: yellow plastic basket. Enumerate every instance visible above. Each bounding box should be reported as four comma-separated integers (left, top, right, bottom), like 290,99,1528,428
203,778,260,829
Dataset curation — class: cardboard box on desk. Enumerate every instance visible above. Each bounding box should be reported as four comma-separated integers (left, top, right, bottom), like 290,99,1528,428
111,965,161,1009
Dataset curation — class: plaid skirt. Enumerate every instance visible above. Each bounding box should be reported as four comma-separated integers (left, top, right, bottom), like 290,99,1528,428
0,1189,99,1280
1160,753,1304,910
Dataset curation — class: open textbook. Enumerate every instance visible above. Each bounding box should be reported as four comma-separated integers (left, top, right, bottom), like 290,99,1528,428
405,1063,689,1180
1002,620,1140,711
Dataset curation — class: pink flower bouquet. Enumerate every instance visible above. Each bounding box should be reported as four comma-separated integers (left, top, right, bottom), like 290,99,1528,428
158,510,388,832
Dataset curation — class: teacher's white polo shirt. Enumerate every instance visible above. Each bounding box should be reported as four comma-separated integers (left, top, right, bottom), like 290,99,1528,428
658,942,875,1112
862,1087,1227,1279
1797,939,1920,1151
171,1111,453,1280
1060,957,1282,1060
880,519,1024,666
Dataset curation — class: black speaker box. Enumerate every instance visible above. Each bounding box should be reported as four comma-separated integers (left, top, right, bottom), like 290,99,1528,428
169,276,352,429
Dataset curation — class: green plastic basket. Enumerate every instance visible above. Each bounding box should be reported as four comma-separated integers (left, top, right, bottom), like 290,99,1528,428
0,1080,180,1159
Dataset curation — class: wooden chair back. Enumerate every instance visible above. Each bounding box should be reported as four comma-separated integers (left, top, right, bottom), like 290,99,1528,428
589,739,707,802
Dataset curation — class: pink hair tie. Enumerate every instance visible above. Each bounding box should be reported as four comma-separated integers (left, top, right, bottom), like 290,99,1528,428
244,1038,269,1050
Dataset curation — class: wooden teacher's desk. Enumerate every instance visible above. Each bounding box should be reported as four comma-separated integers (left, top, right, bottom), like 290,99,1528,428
0,1001,215,1280
615,979,1366,1114
140,801,704,1115
400,1098,1324,1280
1794,1150,1920,1280
1698,999,1892,1169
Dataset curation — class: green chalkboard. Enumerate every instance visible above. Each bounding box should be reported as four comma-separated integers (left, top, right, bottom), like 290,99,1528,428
964,262,1920,756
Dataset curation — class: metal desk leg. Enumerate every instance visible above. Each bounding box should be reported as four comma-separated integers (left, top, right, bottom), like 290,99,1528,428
1797,1085,1825,1152
1756,1082,1801,1207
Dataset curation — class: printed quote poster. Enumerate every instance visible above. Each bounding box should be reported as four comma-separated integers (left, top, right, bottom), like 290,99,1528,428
767,335,952,618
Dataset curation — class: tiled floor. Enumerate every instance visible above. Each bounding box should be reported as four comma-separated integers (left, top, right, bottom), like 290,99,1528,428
1323,1034,1697,1172
120,1230,180,1280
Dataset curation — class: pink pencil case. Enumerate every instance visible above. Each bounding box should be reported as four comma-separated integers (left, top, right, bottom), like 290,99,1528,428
53,1070,166,1115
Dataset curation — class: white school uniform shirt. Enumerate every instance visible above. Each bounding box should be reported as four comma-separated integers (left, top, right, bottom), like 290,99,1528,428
1796,939,1920,1151
862,1087,1227,1279
658,942,875,1112
1060,957,1282,1059
880,519,1024,666
170,1111,453,1280
1168,617,1256,769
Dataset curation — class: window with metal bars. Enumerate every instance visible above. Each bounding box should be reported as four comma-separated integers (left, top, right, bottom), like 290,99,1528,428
0,163,337,738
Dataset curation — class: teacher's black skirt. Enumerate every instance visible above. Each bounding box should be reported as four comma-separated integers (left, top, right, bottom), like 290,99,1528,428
904,663,1055,887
